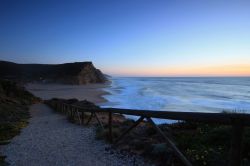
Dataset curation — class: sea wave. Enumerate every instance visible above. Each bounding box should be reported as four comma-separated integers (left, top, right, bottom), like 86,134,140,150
102,77,250,124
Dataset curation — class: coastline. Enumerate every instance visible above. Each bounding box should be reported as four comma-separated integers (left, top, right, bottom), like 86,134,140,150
101,77,250,114
26,83,111,104
2,79,250,165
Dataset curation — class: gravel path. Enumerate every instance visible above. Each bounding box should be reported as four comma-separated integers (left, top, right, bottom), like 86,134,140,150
1,104,148,166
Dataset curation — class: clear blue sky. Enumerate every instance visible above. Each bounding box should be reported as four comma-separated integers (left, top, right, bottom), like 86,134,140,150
0,0,250,76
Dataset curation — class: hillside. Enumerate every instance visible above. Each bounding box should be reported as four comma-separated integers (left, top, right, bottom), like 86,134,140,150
0,79,40,164
0,79,40,141
0,61,107,85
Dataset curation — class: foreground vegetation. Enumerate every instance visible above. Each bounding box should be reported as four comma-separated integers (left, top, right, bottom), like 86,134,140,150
95,120,250,166
0,79,39,165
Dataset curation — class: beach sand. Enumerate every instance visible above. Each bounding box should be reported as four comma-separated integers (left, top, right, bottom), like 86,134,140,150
26,83,110,104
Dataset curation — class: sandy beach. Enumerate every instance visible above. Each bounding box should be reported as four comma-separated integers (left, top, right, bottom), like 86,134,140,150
26,83,110,104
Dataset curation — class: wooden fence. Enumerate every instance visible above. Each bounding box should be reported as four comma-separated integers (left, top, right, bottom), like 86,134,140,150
46,100,250,166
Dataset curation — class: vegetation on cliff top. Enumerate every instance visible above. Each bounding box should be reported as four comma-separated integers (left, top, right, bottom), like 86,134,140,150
0,61,107,84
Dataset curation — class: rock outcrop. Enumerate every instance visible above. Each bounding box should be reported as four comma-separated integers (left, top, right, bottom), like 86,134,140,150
0,61,107,84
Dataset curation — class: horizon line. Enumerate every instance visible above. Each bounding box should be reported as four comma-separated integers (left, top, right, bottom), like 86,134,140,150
109,75,250,78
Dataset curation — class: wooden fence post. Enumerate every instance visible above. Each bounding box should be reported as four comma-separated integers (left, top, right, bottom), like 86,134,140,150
94,112,104,130
81,111,85,125
70,107,73,119
86,113,94,125
147,117,192,166
63,104,65,113
66,105,69,117
109,112,113,143
229,121,244,166
76,108,82,125
114,116,145,144
59,103,62,112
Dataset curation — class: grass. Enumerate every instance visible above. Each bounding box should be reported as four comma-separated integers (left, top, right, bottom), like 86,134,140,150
94,119,250,166
162,122,250,166
0,79,40,165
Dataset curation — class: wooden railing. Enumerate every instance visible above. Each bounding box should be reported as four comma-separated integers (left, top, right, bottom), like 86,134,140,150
46,100,250,166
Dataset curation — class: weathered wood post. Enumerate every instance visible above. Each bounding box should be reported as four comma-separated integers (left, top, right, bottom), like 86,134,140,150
229,120,244,166
114,116,145,144
86,113,94,125
67,105,70,117
63,104,65,113
73,107,76,121
65,105,67,114
94,112,104,129
76,108,82,125
70,106,73,119
59,103,62,112
147,117,192,166
81,111,85,125
109,112,113,143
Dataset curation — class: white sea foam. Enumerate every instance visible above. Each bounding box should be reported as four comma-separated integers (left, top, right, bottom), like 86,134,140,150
102,77,250,124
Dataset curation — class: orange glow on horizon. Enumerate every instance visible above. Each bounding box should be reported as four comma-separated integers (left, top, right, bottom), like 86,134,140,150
107,64,250,77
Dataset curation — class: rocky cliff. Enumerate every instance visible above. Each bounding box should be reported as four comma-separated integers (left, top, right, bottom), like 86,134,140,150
0,61,107,84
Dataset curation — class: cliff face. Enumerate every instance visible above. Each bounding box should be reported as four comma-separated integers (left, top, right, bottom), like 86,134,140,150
77,63,107,84
0,61,107,85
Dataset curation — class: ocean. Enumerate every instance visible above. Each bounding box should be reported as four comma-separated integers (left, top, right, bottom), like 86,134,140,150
102,77,250,123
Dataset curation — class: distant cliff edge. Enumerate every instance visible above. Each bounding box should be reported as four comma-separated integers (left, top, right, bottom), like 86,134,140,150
0,61,107,84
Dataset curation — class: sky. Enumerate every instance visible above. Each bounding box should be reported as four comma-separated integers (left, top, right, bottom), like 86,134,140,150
0,0,250,76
